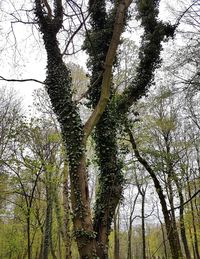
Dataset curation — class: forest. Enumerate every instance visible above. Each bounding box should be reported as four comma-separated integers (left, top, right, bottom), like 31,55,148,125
0,0,199,258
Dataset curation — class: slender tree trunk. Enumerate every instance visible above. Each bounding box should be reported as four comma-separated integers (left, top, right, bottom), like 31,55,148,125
167,177,183,258
43,180,53,259
27,210,32,259
188,224,197,259
187,179,200,259
160,222,168,259
174,176,191,259
127,129,184,259
38,237,43,259
50,238,57,259
63,164,72,259
127,191,139,259
141,191,146,259
114,207,120,259
127,222,132,259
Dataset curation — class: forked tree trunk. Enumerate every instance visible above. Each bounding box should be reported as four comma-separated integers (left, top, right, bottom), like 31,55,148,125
34,0,176,257
35,0,132,257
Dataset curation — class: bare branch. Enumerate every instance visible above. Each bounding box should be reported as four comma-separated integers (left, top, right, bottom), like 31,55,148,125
0,76,45,85
175,0,199,27
168,189,200,211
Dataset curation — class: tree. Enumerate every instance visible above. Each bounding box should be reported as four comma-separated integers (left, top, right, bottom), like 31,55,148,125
1,0,176,257
34,1,133,257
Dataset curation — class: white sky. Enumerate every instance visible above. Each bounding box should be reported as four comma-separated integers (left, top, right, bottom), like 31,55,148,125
0,0,194,111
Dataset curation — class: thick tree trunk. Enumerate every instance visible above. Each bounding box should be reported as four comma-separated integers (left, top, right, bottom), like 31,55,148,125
34,0,175,257
92,109,123,258
34,9,96,256
84,1,131,256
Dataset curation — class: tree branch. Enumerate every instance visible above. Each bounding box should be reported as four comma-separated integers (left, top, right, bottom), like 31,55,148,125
83,0,132,142
168,189,200,212
0,76,44,85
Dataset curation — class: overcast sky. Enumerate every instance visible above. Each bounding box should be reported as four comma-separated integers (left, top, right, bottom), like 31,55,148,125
0,0,194,111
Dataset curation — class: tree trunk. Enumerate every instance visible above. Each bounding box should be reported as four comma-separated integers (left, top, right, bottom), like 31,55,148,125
141,190,146,259
160,222,168,259
35,1,131,257
63,164,72,259
187,178,200,259
174,176,191,259
114,207,120,259
43,178,53,259
127,222,132,259
27,210,32,259
127,129,184,259
167,176,183,258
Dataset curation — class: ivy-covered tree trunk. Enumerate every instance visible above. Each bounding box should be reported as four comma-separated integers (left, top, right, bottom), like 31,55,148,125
35,2,95,257
84,0,176,257
35,0,131,257
84,2,125,256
